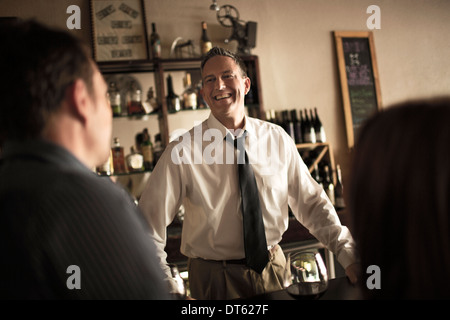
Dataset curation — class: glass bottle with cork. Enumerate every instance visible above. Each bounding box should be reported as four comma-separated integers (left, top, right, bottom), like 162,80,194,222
150,22,161,59
182,73,197,110
111,137,127,174
108,82,121,116
141,128,154,171
166,74,181,113
200,21,212,56
127,82,145,115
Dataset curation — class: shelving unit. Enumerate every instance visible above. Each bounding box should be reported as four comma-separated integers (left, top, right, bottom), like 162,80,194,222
99,56,265,148
297,142,336,184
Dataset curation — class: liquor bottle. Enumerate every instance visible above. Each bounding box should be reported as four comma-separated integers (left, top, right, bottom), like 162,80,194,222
323,165,335,206
126,146,144,172
150,22,161,59
166,74,181,113
108,82,121,116
291,109,302,144
334,164,345,209
182,73,197,110
126,82,145,115
200,21,212,55
153,133,164,167
111,137,127,174
96,150,114,176
141,128,154,171
142,86,158,114
314,107,327,143
303,108,316,143
196,80,207,109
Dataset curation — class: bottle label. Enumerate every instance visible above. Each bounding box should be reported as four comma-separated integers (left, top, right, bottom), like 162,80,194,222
316,128,326,143
142,145,152,160
184,93,197,109
152,41,161,58
335,197,345,208
202,42,212,55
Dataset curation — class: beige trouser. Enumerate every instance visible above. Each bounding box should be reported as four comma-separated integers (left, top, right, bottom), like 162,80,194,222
188,245,286,300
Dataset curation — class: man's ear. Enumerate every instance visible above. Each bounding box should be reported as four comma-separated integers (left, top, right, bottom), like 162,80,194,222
244,76,251,95
65,79,90,125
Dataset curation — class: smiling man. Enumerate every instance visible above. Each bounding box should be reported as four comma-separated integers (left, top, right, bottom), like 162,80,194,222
139,47,359,299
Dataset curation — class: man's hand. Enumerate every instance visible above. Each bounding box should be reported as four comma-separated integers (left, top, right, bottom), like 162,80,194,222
345,263,361,285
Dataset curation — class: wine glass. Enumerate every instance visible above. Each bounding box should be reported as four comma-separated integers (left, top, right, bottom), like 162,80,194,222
168,263,186,299
283,251,328,299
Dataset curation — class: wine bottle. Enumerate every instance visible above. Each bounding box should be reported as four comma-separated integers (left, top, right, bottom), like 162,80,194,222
299,109,305,140
312,163,323,188
323,165,335,206
200,21,212,55
334,164,345,209
153,133,164,167
150,22,161,59
166,74,181,112
291,109,302,144
141,128,154,171
285,110,295,140
182,73,197,110
314,107,327,143
303,108,316,143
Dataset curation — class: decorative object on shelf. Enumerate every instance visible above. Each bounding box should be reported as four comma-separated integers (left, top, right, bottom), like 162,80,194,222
90,0,149,62
108,81,122,116
334,31,382,149
105,74,143,115
169,37,196,59
216,4,257,55
149,22,161,59
200,21,213,56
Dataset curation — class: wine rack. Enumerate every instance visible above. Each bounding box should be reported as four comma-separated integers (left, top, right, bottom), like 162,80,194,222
297,142,336,184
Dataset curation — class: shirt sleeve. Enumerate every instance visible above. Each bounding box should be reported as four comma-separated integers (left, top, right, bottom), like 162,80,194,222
285,136,357,269
138,143,185,291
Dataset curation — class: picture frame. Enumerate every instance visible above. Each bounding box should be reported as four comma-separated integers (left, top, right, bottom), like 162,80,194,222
90,0,149,62
334,31,382,149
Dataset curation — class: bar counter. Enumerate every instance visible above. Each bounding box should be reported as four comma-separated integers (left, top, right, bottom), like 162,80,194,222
246,276,362,300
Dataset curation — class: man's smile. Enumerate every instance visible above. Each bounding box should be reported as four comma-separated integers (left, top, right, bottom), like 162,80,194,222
214,93,232,101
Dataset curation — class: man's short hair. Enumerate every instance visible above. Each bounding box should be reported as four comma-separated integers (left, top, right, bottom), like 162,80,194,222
200,47,248,78
0,20,95,141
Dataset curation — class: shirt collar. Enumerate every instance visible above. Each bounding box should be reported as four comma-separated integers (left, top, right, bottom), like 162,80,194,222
206,112,256,139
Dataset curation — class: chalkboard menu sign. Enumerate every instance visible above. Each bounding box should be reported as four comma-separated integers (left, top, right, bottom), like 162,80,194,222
334,31,382,148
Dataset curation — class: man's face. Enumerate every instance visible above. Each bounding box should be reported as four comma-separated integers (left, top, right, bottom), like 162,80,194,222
201,56,250,120
88,65,112,166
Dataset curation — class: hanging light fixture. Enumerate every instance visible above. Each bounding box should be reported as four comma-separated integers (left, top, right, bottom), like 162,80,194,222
210,0,220,11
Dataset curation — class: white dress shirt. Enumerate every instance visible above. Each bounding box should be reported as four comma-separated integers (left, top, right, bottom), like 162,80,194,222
138,113,357,282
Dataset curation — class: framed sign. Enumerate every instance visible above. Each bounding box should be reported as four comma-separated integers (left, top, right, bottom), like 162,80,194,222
334,31,382,148
90,0,149,62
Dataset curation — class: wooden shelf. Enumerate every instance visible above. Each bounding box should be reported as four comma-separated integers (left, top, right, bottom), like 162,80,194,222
297,142,336,184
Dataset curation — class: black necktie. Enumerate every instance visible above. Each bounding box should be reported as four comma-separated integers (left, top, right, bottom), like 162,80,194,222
231,132,269,274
